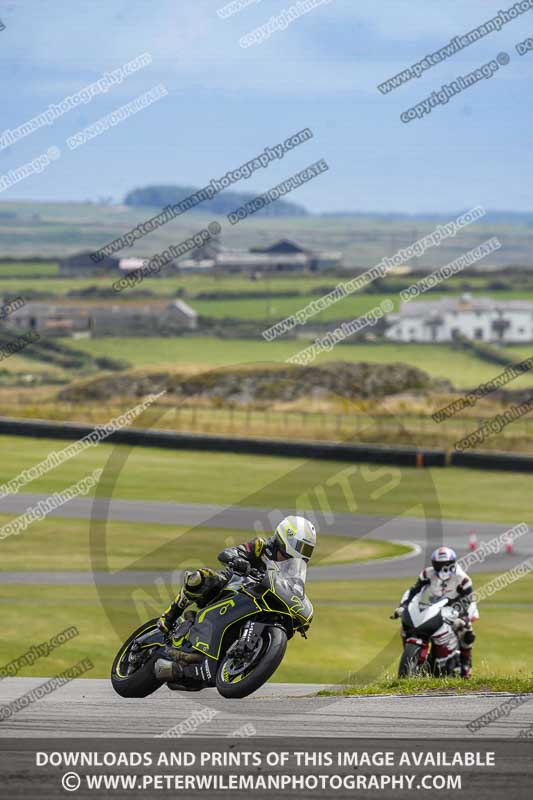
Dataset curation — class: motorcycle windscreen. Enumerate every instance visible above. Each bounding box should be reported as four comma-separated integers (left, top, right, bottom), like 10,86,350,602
417,586,447,608
408,587,448,636
187,591,258,661
265,558,313,622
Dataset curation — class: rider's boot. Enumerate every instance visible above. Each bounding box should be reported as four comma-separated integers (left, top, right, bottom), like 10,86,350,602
460,647,472,679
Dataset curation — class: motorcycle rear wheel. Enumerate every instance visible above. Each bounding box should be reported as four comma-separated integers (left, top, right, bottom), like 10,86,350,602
216,626,287,699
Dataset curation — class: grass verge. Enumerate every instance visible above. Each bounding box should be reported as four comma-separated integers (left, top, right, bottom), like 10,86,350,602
318,674,533,696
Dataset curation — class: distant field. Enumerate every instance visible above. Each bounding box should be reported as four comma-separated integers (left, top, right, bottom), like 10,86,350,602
0,277,107,295
194,289,533,322
0,274,343,297
192,293,391,321
3,271,533,302
2,266,533,332
0,261,58,277
1,202,527,268
58,337,533,389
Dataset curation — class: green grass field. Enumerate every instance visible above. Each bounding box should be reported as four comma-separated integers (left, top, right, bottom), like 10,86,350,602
192,294,388,322
0,514,408,572
1,434,533,525
2,573,531,684
0,262,58,277
188,289,533,324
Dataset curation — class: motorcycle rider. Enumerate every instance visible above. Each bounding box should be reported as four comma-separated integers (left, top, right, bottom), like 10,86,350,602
394,546,478,678
154,516,317,685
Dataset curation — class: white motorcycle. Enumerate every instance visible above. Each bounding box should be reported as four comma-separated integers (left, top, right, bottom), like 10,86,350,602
394,587,475,677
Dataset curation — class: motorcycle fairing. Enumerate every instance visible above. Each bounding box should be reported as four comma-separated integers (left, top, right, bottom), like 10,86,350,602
187,590,260,661
403,587,451,637
186,560,313,660
261,567,314,624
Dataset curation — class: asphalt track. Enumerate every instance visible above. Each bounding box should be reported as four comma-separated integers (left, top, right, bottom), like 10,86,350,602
0,494,530,584
1,678,532,738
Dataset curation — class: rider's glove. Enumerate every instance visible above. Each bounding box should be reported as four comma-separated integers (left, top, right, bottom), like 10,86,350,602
452,617,467,632
391,606,404,619
231,557,251,576
157,616,170,633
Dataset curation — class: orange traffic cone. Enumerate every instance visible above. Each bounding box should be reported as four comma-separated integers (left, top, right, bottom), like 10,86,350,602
468,530,477,551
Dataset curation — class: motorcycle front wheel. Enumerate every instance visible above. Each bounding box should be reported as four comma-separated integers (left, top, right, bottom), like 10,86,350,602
398,641,424,677
216,626,287,699
111,618,165,698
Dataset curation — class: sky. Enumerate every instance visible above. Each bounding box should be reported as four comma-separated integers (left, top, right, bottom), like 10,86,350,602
0,0,531,213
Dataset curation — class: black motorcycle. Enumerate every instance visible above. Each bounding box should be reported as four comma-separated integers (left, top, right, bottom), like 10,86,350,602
111,558,313,699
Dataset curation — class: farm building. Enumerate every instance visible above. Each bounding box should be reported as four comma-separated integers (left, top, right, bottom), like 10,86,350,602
2,299,198,336
58,251,119,275
386,295,533,343
179,239,342,273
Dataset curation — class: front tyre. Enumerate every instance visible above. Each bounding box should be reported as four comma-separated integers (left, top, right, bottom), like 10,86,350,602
111,618,165,698
398,642,423,677
216,626,287,699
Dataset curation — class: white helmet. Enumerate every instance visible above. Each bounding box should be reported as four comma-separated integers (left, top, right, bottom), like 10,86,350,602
274,516,316,562
431,546,457,579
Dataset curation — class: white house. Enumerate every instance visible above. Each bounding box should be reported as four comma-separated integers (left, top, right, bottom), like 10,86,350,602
386,295,533,344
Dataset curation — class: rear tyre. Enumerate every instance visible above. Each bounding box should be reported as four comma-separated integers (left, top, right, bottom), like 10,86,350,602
111,619,165,698
216,626,287,699
398,642,423,677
